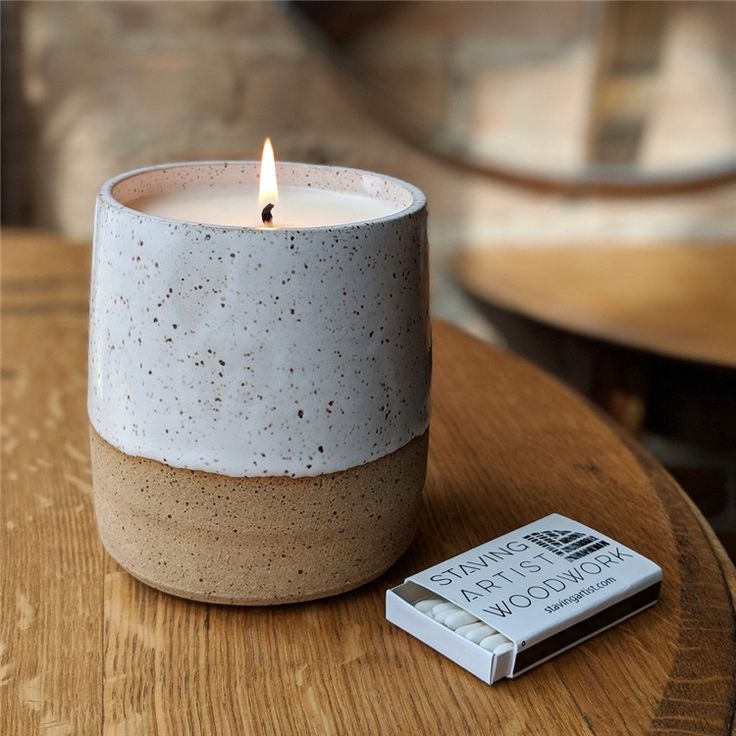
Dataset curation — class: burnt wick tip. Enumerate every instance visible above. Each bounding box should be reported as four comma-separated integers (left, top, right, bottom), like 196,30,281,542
261,203,275,225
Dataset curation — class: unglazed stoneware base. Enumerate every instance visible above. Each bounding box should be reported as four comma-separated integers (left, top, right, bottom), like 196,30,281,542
91,427,428,604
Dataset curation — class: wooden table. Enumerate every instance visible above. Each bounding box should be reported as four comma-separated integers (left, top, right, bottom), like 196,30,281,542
454,244,736,452
455,244,736,369
3,230,736,735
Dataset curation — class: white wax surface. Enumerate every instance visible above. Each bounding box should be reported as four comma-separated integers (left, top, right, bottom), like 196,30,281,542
128,186,402,228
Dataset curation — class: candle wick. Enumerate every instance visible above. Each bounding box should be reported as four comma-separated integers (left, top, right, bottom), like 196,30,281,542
261,203,275,226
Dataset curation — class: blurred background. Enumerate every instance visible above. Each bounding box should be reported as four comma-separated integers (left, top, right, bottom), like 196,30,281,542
2,0,735,555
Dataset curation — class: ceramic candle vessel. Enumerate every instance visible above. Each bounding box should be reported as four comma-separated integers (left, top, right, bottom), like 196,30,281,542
89,161,430,604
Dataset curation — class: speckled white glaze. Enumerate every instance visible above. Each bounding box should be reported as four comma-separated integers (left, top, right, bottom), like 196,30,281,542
88,161,430,478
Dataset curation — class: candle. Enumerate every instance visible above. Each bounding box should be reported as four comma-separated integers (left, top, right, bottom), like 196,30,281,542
89,142,430,605
125,139,404,228
128,184,401,228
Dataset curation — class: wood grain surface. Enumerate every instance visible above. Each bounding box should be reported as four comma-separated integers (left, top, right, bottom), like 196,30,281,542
455,244,736,368
2,229,735,735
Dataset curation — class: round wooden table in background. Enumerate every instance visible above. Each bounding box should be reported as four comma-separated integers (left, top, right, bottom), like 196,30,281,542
3,230,735,735
455,244,736,451
455,244,736,369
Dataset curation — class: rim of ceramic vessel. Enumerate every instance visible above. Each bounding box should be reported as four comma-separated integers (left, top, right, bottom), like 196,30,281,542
99,160,426,232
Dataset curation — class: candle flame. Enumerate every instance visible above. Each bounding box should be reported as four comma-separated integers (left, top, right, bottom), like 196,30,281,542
259,137,279,206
